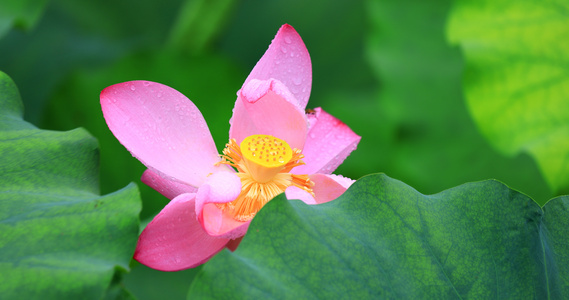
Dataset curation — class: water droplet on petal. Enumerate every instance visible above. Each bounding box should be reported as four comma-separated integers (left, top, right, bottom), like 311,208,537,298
292,77,302,85
280,46,287,53
130,85,136,91
284,36,292,44
143,81,150,86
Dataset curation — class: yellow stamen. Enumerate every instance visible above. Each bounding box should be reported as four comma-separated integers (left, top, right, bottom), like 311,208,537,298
216,134,314,221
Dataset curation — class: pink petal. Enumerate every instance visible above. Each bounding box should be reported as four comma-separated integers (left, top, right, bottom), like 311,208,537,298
285,186,317,204
200,203,250,239
243,24,312,110
194,171,242,217
292,107,361,175
141,169,197,200
134,193,230,271
226,237,244,252
229,86,308,150
191,172,249,239
101,81,223,187
311,173,355,204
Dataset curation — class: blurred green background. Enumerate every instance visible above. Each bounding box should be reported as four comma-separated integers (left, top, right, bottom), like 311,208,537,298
0,0,552,298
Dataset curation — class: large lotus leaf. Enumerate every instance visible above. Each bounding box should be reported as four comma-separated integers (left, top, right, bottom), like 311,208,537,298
446,0,569,194
0,71,141,299
188,173,569,298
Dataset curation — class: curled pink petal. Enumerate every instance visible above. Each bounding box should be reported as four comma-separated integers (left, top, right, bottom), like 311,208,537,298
310,173,355,204
100,81,223,187
243,24,312,110
229,85,307,150
134,193,230,271
293,107,361,175
201,204,250,239
240,79,298,108
141,169,197,200
194,171,242,216
285,186,317,204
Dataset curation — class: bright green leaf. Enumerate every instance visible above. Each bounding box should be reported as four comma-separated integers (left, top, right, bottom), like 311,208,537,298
188,174,569,298
0,71,141,299
364,0,550,203
447,0,569,194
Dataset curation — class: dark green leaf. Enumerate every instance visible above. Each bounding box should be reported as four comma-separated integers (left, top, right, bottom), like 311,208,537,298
0,72,141,299
447,0,569,193
0,0,47,38
189,174,568,298
167,0,237,54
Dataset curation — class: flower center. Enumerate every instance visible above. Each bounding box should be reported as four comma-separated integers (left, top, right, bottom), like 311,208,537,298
240,135,293,183
216,134,314,222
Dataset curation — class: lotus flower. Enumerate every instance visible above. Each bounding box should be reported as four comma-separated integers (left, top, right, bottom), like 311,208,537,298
100,24,361,271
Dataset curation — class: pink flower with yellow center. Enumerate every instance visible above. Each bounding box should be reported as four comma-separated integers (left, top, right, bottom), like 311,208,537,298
100,24,360,271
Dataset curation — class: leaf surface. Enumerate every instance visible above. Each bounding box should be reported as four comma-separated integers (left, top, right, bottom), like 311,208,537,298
0,72,141,299
447,0,569,193
189,174,568,299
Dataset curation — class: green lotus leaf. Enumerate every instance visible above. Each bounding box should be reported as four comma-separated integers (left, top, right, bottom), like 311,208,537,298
0,71,141,299
447,0,569,194
189,174,568,298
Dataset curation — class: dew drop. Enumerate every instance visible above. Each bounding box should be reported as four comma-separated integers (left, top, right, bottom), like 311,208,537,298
130,85,136,91
292,77,302,86
284,36,292,44
280,46,287,53
143,81,150,86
